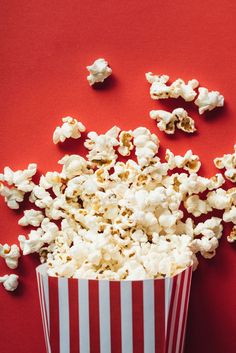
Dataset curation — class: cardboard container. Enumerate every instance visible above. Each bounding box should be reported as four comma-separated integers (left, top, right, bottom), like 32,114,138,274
36,264,192,353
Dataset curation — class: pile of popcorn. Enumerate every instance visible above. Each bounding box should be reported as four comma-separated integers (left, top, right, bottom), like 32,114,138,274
0,62,233,291
0,119,236,289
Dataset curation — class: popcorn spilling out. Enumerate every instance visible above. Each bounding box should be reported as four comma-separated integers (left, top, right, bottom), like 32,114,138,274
0,274,19,291
150,108,196,134
195,87,224,114
53,117,85,144
86,58,112,86
214,145,236,182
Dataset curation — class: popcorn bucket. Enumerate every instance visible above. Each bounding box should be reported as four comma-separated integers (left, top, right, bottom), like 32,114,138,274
36,264,192,353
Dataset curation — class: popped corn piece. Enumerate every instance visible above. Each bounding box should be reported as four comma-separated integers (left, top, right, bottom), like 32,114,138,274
133,127,159,167
227,226,236,243
53,117,85,144
0,274,19,291
18,229,44,255
145,72,170,99
207,189,232,210
174,108,196,133
184,195,212,217
194,217,223,239
170,79,199,101
84,126,120,166
0,163,37,208
18,209,44,227
223,206,236,224
0,244,20,269
86,58,112,86
195,87,224,114
0,184,25,209
190,236,218,259
165,149,201,173
118,130,134,156
225,168,236,183
150,110,177,134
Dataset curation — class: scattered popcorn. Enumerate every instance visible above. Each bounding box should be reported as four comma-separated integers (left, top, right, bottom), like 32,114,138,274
184,195,212,217
53,117,85,144
165,149,201,173
150,108,196,134
0,244,20,269
195,87,224,114
146,72,198,101
86,58,112,86
0,163,37,209
170,79,199,101
0,274,19,291
18,209,44,227
223,206,236,224
214,145,236,182
118,130,134,156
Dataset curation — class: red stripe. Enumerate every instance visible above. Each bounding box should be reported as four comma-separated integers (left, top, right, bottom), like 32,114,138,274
110,282,122,353
179,267,192,353
171,271,186,353
166,276,177,352
154,279,165,353
49,276,60,353
69,279,80,353
89,280,100,353
132,281,144,353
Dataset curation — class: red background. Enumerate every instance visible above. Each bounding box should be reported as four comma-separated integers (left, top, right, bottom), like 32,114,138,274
0,1,236,352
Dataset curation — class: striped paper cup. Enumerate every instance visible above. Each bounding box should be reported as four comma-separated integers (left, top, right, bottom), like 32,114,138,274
36,264,192,353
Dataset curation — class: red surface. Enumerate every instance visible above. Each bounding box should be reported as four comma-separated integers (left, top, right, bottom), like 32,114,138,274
0,1,236,352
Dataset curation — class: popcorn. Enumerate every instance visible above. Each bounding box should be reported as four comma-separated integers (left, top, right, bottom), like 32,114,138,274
223,206,236,224
84,126,120,166
145,72,170,99
118,130,134,156
53,117,85,144
146,72,198,101
0,274,19,291
214,145,236,182
86,58,112,86
207,189,232,210
165,149,201,173
184,195,212,217
170,79,199,101
174,108,196,133
0,244,20,269
150,110,177,134
195,87,224,114
133,127,159,166
193,217,223,239
18,209,44,227
18,229,44,255
227,226,236,243
0,163,37,209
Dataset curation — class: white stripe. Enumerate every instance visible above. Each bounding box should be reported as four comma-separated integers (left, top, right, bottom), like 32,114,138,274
37,273,49,353
180,268,192,353
40,275,51,353
58,278,70,353
43,274,50,335
79,280,90,353
175,270,189,353
121,281,133,353
143,280,155,353
99,281,111,353
167,275,181,353
165,277,173,333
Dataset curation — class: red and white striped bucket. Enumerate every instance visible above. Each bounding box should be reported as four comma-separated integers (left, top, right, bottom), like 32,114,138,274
36,264,192,353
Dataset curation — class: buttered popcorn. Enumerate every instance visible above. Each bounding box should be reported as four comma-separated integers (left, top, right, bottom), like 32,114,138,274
0,118,235,288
